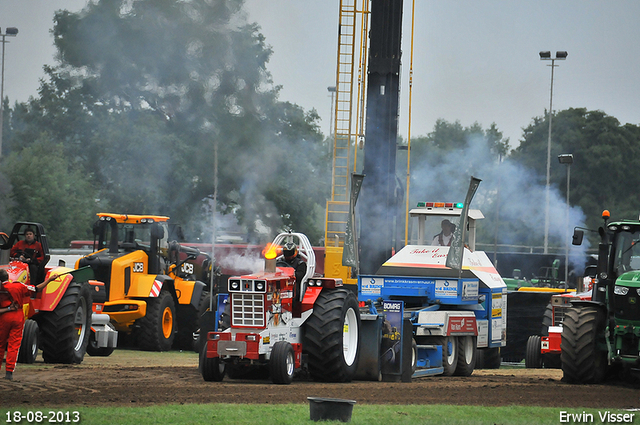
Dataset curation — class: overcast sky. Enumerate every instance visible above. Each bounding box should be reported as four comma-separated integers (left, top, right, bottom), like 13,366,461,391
1,1,639,147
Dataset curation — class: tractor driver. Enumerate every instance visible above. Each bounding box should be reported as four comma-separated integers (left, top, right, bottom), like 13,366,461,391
432,219,456,246
10,227,44,280
280,242,307,301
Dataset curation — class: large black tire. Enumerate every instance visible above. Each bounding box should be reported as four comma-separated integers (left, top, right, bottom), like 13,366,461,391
561,306,607,384
86,329,116,357
270,341,295,384
433,336,458,376
454,336,477,376
135,291,176,351
475,347,501,369
303,289,360,382
38,281,92,364
175,290,208,350
543,352,561,369
199,340,225,382
193,292,222,353
525,335,543,368
542,304,553,336
17,319,39,364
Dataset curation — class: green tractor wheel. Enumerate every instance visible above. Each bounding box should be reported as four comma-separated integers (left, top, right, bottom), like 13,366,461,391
561,306,607,384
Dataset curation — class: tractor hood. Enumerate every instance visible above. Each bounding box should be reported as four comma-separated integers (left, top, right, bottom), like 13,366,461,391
377,245,506,289
616,270,640,288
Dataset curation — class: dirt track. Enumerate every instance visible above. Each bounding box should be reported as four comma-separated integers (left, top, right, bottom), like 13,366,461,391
1,349,639,409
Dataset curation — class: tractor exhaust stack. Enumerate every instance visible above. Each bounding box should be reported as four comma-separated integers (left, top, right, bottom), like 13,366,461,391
265,257,276,273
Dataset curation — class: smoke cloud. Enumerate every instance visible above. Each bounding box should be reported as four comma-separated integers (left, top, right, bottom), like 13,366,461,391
408,134,589,272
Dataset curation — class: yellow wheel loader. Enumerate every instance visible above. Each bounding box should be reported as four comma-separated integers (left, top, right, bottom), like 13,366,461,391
77,213,212,351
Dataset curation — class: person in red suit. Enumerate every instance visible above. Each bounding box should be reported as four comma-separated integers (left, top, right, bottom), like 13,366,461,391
10,227,44,265
0,269,58,381
10,227,45,283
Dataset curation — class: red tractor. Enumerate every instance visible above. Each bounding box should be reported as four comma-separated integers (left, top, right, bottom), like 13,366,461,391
199,232,361,384
525,268,594,369
0,222,116,364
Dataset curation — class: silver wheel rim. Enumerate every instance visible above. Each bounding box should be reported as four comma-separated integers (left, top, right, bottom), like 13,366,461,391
286,350,294,376
464,337,474,363
343,307,358,366
73,297,88,352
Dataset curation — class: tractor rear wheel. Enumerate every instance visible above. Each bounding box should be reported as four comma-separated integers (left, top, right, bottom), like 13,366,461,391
543,352,561,369
454,336,477,376
175,290,208,350
303,289,360,382
270,341,295,384
561,306,607,384
136,291,176,351
475,347,501,369
542,304,553,336
525,335,543,368
17,319,39,364
432,336,458,376
38,281,92,364
199,341,225,382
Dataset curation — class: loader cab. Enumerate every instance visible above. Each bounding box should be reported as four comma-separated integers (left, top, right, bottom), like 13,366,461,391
92,213,169,275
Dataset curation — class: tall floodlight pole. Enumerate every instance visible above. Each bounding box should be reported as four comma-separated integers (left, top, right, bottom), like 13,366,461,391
558,154,573,286
539,50,567,254
0,27,19,158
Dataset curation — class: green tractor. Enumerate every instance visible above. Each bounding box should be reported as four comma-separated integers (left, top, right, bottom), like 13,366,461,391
564,210,640,383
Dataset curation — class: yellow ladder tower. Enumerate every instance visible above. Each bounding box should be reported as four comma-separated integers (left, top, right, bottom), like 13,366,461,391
325,0,370,281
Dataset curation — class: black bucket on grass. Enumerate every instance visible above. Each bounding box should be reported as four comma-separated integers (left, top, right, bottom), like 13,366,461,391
307,397,356,422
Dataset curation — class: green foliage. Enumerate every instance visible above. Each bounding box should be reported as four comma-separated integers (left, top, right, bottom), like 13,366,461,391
513,107,640,235
1,0,329,245
0,0,637,254
2,140,96,247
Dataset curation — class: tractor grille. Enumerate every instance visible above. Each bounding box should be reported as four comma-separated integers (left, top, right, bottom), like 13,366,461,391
613,291,640,321
553,306,567,326
231,293,265,327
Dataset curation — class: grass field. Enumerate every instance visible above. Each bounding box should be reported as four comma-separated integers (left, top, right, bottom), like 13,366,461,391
1,404,636,424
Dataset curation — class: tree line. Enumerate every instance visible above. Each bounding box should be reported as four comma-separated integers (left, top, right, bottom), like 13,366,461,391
1,0,637,251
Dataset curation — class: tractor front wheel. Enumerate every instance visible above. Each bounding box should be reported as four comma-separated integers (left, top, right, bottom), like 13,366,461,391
303,289,360,382
17,319,39,364
38,281,92,364
270,341,295,384
561,306,607,384
136,291,176,351
86,329,116,357
525,335,543,368
199,342,225,382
